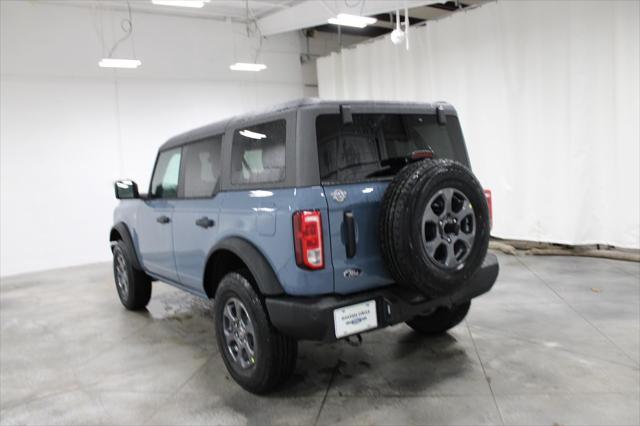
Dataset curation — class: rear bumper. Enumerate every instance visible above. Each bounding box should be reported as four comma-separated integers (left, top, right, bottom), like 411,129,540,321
265,253,499,341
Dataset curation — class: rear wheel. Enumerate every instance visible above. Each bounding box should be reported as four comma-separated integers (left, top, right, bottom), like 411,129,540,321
213,272,297,394
406,301,471,335
112,240,151,310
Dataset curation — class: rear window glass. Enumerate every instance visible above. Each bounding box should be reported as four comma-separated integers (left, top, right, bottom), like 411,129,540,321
316,114,468,182
182,135,222,198
231,120,286,185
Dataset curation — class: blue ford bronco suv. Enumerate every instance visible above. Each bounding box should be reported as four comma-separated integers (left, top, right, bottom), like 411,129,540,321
110,99,498,393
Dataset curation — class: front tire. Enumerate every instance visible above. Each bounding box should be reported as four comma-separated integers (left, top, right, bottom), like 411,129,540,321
112,240,151,310
406,301,471,335
213,272,297,394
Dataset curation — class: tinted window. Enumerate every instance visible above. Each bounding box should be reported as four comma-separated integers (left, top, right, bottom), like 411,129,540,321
182,136,222,198
231,120,286,184
150,148,181,198
316,114,468,182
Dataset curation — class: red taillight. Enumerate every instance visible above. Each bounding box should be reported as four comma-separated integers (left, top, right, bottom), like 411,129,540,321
411,150,434,160
293,210,324,270
484,189,493,229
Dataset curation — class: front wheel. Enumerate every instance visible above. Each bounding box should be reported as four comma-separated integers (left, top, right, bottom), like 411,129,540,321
406,301,471,335
213,272,297,394
112,240,151,310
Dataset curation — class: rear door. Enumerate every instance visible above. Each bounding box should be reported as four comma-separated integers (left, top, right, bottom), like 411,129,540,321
317,114,394,294
316,111,470,294
172,135,224,291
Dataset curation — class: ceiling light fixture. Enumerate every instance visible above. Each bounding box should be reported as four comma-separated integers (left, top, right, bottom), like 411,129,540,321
230,62,267,72
98,58,142,69
328,13,377,28
97,2,141,69
151,0,208,8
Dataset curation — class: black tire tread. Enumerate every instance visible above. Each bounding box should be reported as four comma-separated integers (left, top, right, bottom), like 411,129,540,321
214,272,297,394
112,241,151,310
379,159,490,297
406,301,471,335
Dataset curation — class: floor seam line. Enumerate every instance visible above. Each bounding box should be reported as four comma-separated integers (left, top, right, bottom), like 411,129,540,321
514,256,640,366
467,324,640,369
312,355,340,426
465,319,506,426
141,354,213,425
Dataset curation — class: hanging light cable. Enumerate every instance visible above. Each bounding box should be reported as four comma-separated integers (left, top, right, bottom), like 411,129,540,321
404,0,410,51
390,9,405,45
230,0,266,72
99,1,141,69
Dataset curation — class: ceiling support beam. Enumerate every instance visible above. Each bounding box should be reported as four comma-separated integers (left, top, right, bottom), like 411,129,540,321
257,0,439,36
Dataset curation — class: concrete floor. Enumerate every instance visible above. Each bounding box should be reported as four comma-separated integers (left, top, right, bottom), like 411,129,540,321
0,252,638,426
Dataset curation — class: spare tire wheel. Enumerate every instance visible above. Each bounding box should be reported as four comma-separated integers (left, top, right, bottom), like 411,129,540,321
379,159,490,297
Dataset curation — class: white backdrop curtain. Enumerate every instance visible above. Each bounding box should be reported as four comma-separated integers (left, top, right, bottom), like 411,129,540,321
317,0,639,249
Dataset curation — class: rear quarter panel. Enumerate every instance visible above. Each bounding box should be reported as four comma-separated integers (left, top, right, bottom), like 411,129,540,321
215,186,334,296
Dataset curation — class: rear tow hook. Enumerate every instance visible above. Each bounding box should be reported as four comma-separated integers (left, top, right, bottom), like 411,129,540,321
343,334,363,347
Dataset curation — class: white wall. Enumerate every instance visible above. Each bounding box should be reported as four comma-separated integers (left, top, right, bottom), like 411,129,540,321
300,31,369,97
318,0,640,249
0,1,305,276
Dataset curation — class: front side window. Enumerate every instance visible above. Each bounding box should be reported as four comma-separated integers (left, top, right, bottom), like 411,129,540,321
150,148,181,198
316,114,469,182
231,120,286,185
182,136,222,198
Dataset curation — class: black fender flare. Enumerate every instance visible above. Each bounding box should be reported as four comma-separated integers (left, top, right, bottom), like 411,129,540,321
109,222,143,271
205,237,285,296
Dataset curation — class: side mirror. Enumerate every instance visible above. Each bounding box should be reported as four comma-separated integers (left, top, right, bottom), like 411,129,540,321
114,179,139,199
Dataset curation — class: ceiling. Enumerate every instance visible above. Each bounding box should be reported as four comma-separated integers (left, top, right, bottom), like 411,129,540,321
45,0,489,38
311,0,489,38
44,0,298,21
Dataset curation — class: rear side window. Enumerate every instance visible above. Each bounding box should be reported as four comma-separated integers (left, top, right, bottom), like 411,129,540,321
231,120,286,185
316,114,468,182
182,136,222,198
150,148,181,198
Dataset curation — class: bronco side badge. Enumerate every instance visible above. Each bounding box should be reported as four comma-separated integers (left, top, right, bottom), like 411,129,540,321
343,268,362,278
331,189,347,203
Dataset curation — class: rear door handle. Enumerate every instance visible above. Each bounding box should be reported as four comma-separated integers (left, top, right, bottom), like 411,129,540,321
195,217,215,229
156,215,171,224
344,211,356,258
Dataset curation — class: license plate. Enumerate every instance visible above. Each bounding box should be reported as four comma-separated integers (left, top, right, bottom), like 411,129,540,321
333,300,378,339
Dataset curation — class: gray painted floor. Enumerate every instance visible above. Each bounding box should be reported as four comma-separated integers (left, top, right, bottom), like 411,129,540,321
1,252,639,426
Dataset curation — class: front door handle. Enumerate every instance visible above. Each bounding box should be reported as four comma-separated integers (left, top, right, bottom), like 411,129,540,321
156,215,171,224
195,217,215,229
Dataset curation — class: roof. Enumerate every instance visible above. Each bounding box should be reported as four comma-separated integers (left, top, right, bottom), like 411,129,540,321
160,98,454,151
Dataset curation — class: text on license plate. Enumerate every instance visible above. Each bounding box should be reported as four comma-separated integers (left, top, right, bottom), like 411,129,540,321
333,300,378,339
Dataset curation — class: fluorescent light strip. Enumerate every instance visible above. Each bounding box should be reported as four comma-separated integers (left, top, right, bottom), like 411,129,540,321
230,62,267,72
151,0,207,8
98,58,142,69
328,13,377,28
239,130,267,140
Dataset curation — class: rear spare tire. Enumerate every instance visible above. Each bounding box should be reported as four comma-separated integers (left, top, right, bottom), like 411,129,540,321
379,159,490,297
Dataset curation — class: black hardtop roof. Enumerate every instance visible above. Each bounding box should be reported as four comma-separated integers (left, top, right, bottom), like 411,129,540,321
160,98,454,151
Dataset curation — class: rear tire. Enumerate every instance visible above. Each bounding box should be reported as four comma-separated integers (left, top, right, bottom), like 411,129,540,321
406,301,471,335
112,240,151,310
379,159,490,297
213,272,297,394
